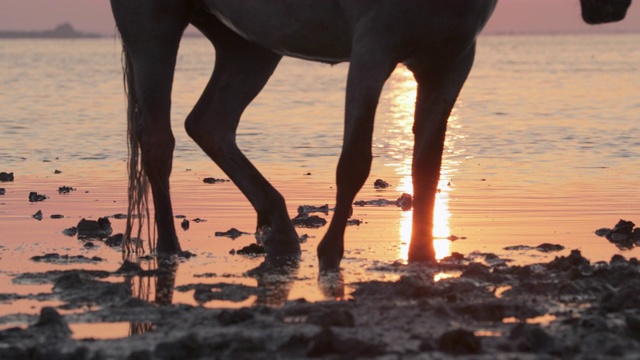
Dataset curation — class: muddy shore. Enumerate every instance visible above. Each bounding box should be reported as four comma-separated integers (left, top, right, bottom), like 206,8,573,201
2,250,640,359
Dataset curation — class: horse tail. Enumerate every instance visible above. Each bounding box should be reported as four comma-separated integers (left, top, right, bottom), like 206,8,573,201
120,41,153,256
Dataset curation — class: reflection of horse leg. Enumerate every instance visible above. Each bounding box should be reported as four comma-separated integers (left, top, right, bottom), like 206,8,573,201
318,41,396,271
186,13,299,259
408,45,477,262
155,259,178,306
111,1,190,253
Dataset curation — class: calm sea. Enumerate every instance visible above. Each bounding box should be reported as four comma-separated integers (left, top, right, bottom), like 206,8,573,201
0,35,639,325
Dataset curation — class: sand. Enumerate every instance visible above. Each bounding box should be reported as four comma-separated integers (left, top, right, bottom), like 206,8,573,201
2,250,640,359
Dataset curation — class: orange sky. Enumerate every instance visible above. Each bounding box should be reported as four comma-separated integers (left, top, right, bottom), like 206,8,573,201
0,0,638,35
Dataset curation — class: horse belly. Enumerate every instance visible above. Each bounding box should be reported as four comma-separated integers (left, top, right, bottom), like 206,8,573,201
202,0,352,62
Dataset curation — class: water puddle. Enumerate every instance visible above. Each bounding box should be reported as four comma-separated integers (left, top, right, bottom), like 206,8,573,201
69,322,140,340
503,314,558,326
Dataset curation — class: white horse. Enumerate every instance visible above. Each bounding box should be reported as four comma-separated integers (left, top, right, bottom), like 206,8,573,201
110,0,631,271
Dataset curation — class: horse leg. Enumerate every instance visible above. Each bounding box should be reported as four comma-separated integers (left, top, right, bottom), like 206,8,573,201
111,1,189,253
186,13,299,260
317,43,397,271
408,45,477,262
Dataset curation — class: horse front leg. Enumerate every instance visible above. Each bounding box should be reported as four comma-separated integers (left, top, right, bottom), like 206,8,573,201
408,45,477,262
111,1,190,254
317,46,397,272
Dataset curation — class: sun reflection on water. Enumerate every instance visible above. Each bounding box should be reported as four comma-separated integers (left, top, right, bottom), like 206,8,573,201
386,66,463,262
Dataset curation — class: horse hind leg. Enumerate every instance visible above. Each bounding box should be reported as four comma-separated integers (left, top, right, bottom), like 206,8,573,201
111,1,190,254
186,13,299,260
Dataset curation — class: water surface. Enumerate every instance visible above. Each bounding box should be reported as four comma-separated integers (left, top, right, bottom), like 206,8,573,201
1,35,639,331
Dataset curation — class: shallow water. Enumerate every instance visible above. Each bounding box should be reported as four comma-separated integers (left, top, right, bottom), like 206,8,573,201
1,35,639,334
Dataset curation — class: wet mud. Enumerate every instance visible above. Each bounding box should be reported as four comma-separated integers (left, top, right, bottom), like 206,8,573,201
2,250,640,359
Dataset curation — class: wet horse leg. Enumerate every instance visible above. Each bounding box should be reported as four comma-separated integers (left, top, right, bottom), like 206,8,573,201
317,41,397,271
408,45,477,262
111,1,190,253
187,14,299,259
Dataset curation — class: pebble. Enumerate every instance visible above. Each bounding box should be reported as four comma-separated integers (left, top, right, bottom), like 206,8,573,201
28,192,47,202
0,172,14,182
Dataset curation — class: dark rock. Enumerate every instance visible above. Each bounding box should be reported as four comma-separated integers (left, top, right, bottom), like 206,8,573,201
307,308,355,327
306,327,384,358
0,172,14,182
58,186,75,194
28,192,47,202
54,169,62,174
442,252,466,262
112,213,128,219
373,178,390,189
626,315,640,340
610,254,628,265
600,281,640,312
237,243,265,256
579,316,609,332
31,307,72,339
32,210,43,220
292,213,327,228
396,193,413,210
61,226,77,236
297,204,330,215
438,329,482,355
215,228,249,239
484,253,507,266
217,308,254,326
30,253,103,264
354,198,394,207
346,219,362,226
50,214,64,219
83,242,95,248
115,261,142,274
535,243,565,252
0,346,28,360
461,263,492,279
203,177,229,184
612,219,635,235
278,334,310,356
0,188,5,195
53,272,132,307
597,220,638,249
77,217,112,238
178,251,196,259
105,233,124,247
503,245,535,251
154,333,208,360
127,350,153,360
181,218,189,230
547,250,589,271
509,323,555,353
455,301,507,322
176,283,256,303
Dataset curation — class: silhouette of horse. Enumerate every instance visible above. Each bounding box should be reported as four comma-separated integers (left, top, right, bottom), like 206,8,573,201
110,0,631,271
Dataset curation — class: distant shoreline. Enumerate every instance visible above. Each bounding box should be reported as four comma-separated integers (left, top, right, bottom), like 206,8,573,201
0,23,101,39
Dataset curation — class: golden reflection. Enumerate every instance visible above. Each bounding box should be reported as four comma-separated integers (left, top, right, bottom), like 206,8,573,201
389,66,458,262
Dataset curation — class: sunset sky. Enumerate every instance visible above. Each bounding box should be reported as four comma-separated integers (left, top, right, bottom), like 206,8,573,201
0,0,638,35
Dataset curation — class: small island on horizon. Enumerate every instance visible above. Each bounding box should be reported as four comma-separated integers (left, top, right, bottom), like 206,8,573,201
0,23,102,39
